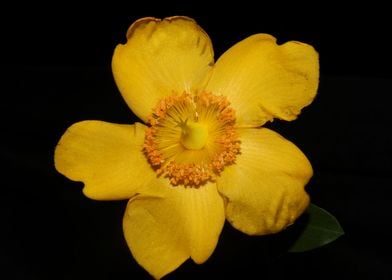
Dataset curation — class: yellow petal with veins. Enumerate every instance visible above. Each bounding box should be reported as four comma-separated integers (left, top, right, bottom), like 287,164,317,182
217,127,311,235
112,16,214,123
54,121,156,200
123,181,225,279
207,34,319,127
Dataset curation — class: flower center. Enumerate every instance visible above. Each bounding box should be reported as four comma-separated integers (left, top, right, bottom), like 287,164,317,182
180,121,208,150
144,92,240,187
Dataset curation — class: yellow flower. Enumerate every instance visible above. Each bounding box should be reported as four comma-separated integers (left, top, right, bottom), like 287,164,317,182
54,16,318,279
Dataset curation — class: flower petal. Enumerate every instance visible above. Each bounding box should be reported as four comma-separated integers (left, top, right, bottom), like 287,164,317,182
217,128,311,235
206,34,319,127
123,182,225,279
112,16,214,122
54,121,155,200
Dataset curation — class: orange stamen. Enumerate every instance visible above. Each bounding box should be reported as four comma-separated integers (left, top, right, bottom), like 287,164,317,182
144,92,240,187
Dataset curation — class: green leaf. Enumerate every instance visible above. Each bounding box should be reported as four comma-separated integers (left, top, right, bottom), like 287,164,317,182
289,203,344,252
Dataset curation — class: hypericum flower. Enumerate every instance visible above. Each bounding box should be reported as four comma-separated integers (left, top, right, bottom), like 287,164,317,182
55,16,318,279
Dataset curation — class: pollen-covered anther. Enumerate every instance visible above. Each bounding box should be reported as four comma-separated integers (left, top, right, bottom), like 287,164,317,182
144,92,240,187
165,162,213,187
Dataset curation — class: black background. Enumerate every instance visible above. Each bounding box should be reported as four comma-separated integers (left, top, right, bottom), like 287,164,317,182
2,8,391,280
